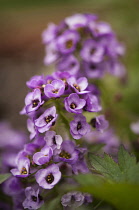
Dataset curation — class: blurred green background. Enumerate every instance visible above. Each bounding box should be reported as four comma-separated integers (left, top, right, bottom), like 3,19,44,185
0,0,139,143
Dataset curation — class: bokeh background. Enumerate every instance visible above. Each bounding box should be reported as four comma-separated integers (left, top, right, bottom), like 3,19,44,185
0,0,139,142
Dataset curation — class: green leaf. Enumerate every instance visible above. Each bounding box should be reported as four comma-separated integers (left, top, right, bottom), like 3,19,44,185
80,181,139,210
89,146,139,183
88,152,122,182
0,173,11,184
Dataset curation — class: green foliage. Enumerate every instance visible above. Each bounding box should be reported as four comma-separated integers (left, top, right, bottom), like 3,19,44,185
88,145,139,183
0,173,11,184
74,146,139,210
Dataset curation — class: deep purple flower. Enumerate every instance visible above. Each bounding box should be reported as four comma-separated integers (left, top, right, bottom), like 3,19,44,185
23,187,44,210
84,193,93,204
56,30,80,54
33,145,53,165
44,131,63,150
35,164,61,189
91,115,109,132
83,93,102,112
11,157,30,178
80,39,104,63
70,114,90,139
25,88,44,114
57,140,78,164
57,55,80,75
44,41,59,65
42,23,58,44
61,191,85,208
44,79,65,98
64,93,86,114
27,118,37,140
3,176,23,196
68,76,89,94
35,106,58,133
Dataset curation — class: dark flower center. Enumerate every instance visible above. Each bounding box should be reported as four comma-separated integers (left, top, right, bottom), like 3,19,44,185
38,194,43,202
66,39,73,49
59,150,71,159
21,167,27,175
52,89,59,94
32,99,39,108
73,84,80,92
53,136,56,144
77,121,82,130
90,64,96,71
46,173,54,184
90,118,96,128
90,48,96,55
71,62,76,68
70,103,77,109
45,115,54,124
31,195,37,202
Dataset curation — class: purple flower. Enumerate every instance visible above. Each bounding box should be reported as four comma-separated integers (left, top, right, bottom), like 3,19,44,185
3,176,23,196
61,191,85,208
57,140,78,164
44,131,63,150
91,115,109,132
88,21,112,37
83,93,102,112
35,164,61,189
83,61,105,78
56,30,80,54
42,23,58,44
35,106,58,133
27,118,37,140
44,41,59,65
23,187,44,210
65,14,88,29
44,79,65,98
70,114,90,139
25,88,44,114
130,121,139,134
56,55,80,75
11,157,30,178
68,76,89,94
80,39,104,63
33,145,53,165
26,75,46,89
64,93,86,114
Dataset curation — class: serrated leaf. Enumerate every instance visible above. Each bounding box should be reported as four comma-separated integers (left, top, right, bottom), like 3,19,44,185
88,153,122,182
0,173,11,184
118,145,136,172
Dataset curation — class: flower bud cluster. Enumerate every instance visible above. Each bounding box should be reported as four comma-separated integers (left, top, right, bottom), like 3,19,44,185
43,13,125,78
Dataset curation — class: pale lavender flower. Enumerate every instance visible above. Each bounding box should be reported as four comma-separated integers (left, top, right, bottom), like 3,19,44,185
26,75,46,89
130,121,139,134
33,145,53,165
23,187,44,210
91,115,109,132
57,140,78,164
57,55,80,75
35,164,61,189
42,23,58,44
80,39,104,63
83,93,102,112
35,106,58,133
25,88,44,114
61,191,84,208
11,157,30,178
70,114,90,139
65,13,88,29
44,41,59,65
56,30,80,54
68,76,89,94
44,131,63,150
44,79,65,98
64,93,86,114
27,118,37,140
83,61,105,78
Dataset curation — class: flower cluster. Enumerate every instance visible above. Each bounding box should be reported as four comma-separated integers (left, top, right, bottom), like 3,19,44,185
2,12,126,210
42,13,125,78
